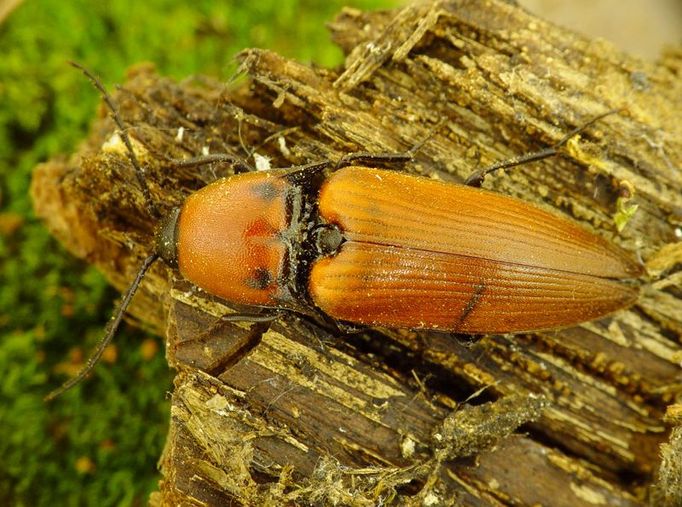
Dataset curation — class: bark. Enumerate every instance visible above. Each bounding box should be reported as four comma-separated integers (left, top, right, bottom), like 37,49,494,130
32,0,682,505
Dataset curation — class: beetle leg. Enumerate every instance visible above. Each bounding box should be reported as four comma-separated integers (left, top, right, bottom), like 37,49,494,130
464,148,558,187
204,320,273,377
335,151,413,170
217,310,282,323
189,309,278,342
187,310,280,361
334,119,447,170
333,320,366,334
464,109,621,187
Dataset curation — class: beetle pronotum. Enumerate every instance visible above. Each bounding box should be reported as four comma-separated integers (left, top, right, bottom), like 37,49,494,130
44,64,642,401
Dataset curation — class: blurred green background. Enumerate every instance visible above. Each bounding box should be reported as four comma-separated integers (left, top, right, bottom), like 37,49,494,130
0,1,398,504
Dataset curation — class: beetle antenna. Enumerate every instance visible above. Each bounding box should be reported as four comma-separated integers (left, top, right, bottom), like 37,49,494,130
70,62,161,219
465,108,622,187
44,253,159,402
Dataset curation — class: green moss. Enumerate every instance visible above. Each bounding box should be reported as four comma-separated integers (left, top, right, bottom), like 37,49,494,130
0,0,397,504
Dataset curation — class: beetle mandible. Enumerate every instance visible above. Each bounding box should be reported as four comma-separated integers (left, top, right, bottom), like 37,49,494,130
45,64,643,401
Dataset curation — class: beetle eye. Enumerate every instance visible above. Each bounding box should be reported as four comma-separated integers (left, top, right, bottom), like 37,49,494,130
246,267,274,290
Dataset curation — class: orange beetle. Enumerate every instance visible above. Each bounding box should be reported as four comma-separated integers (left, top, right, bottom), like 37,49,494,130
155,164,640,336
45,65,642,400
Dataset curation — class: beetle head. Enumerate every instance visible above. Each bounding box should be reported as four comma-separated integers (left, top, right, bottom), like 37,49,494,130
155,207,181,269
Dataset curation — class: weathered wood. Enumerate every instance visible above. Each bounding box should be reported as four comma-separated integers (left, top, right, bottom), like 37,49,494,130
32,0,682,505
651,403,682,507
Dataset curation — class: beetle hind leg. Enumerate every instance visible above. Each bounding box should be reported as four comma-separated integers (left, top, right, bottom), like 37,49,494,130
464,109,621,187
335,151,414,170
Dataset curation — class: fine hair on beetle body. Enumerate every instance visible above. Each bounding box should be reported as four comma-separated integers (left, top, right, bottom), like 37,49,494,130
44,63,644,401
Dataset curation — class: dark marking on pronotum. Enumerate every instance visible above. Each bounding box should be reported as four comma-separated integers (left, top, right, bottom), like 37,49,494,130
253,181,281,201
246,267,274,290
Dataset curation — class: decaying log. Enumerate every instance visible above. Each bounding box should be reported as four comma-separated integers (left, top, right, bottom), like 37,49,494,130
32,0,682,505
